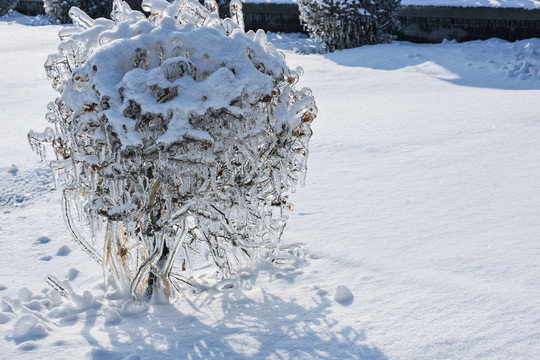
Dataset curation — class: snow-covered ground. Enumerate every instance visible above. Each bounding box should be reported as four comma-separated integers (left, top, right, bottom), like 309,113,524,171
1,12,540,359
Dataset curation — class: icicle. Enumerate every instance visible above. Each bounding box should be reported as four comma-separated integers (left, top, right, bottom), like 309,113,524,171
110,0,122,21
69,7,95,29
62,189,103,264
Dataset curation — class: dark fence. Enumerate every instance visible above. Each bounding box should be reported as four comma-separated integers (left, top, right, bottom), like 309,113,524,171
218,2,303,33
16,0,44,16
14,0,144,16
398,6,540,42
242,3,303,33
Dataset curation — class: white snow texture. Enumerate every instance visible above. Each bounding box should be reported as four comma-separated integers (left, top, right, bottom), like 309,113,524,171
1,7,540,360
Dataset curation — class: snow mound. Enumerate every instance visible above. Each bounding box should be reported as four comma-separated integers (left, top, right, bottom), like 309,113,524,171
502,39,540,79
11,314,49,344
0,312,14,324
267,32,325,54
0,11,51,26
0,165,55,207
324,36,540,89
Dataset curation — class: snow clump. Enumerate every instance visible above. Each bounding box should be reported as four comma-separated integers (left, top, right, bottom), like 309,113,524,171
334,285,354,305
11,314,49,343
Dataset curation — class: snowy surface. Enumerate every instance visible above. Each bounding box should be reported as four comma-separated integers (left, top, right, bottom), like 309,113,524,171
401,0,540,8
1,15,540,359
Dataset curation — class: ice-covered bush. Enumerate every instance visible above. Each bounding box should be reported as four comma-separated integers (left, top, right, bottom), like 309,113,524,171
44,0,111,24
298,0,401,52
0,0,18,16
29,0,316,301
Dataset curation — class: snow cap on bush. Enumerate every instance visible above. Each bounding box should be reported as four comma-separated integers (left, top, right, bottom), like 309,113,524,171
30,0,316,301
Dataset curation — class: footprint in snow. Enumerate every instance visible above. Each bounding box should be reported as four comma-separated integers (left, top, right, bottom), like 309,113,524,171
35,236,51,245
18,342,38,351
0,284,7,291
56,245,71,256
334,285,354,306
39,256,52,262
67,268,79,281
311,285,328,296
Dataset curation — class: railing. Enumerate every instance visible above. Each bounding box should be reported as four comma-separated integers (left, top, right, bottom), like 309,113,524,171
397,6,540,42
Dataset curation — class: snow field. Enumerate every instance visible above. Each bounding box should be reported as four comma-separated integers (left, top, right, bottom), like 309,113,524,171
1,13,539,359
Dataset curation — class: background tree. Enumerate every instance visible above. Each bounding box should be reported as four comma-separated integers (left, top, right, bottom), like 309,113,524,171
298,0,401,52
0,0,18,16
44,0,111,24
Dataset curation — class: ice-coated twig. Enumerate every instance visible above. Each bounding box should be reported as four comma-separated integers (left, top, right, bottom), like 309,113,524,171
62,189,102,265
69,7,95,29
46,275,69,298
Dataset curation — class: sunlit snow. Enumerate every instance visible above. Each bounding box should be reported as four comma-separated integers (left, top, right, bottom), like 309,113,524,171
1,11,539,359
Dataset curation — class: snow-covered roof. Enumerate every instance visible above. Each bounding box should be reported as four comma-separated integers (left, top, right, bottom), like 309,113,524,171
243,0,298,4
401,0,540,9
242,0,540,9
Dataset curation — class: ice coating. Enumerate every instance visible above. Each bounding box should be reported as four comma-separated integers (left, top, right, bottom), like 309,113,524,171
30,0,316,301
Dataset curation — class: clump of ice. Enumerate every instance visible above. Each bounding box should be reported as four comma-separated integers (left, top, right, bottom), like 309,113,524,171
30,0,316,302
